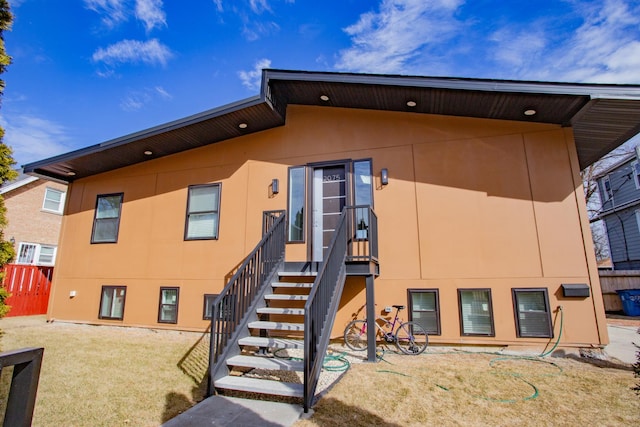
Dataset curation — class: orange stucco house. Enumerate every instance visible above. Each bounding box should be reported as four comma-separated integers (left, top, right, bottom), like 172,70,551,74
23,70,640,407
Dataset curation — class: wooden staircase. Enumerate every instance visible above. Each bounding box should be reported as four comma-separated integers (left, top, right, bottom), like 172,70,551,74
212,266,317,400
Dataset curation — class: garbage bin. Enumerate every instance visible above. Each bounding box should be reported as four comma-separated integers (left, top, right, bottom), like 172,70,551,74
616,289,640,316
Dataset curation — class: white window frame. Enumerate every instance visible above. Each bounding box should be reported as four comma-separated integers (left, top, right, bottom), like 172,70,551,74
16,242,57,266
42,187,66,214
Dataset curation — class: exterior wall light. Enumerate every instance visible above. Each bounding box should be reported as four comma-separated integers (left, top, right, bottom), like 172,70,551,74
381,168,389,186
272,178,279,194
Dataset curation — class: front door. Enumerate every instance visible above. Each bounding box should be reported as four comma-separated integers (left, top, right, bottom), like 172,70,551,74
311,164,347,261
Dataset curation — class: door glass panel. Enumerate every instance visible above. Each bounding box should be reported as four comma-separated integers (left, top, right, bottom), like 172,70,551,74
288,167,305,242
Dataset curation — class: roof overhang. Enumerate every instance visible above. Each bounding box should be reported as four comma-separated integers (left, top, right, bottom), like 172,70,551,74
24,69,640,183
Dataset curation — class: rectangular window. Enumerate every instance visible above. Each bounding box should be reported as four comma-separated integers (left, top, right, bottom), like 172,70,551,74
633,162,640,189
16,243,57,265
512,289,553,338
353,160,373,240
203,294,219,320
99,286,126,320
158,287,179,324
185,184,221,240
601,176,613,201
458,289,495,336
91,193,124,243
42,187,66,214
408,289,440,335
287,166,305,242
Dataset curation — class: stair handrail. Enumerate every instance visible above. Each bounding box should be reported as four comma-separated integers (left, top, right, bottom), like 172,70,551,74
207,210,286,395
303,208,348,413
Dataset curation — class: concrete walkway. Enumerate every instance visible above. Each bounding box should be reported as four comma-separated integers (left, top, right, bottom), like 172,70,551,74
161,395,304,427
604,322,639,365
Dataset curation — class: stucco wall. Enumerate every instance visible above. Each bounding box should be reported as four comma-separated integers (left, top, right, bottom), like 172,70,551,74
48,105,607,347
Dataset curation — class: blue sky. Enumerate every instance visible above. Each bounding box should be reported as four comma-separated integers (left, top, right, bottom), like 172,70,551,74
1,0,640,167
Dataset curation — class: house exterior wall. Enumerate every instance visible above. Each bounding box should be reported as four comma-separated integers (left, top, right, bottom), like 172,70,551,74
47,105,607,347
3,180,67,252
597,157,640,269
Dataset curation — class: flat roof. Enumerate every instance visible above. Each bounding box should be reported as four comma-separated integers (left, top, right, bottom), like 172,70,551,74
24,69,640,183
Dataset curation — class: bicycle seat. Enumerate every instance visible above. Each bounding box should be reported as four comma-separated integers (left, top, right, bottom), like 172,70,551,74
392,305,405,310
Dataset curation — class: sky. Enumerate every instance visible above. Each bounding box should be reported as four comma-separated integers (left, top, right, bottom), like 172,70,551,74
1,0,640,168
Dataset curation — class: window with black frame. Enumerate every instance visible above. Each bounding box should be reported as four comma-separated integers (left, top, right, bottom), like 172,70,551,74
203,294,219,320
512,288,553,338
158,287,179,324
458,289,495,336
98,286,126,320
185,184,221,240
91,193,124,243
408,289,440,335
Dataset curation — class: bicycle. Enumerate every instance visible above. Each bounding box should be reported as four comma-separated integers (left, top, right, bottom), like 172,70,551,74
343,305,428,355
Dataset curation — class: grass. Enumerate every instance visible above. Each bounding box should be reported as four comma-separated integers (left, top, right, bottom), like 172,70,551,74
295,349,640,426
0,316,208,426
1,316,638,426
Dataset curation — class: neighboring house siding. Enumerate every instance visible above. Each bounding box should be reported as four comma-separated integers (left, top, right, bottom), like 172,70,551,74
603,207,640,269
46,106,605,347
597,156,640,270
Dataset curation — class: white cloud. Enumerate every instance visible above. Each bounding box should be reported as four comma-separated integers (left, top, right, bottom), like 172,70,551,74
119,86,173,112
249,0,271,14
335,0,465,74
238,58,271,91
84,0,128,29
242,21,280,41
212,0,223,12
0,114,72,166
135,0,167,32
550,0,640,83
92,39,173,67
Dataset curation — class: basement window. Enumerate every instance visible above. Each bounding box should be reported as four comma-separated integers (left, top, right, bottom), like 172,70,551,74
98,286,126,320
203,294,218,320
408,289,440,335
458,289,495,336
512,288,553,338
158,287,180,324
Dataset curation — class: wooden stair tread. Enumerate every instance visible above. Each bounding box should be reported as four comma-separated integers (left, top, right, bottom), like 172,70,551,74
227,355,303,371
215,376,303,398
278,271,317,277
265,294,308,300
248,321,304,331
238,336,304,349
272,282,314,288
256,307,305,315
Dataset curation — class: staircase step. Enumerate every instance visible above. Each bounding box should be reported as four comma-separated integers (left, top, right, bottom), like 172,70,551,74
238,336,304,349
265,294,308,301
278,271,317,277
272,282,314,288
248,321,304,331
257,307,305,316
215,376,304,398
227,355,303,371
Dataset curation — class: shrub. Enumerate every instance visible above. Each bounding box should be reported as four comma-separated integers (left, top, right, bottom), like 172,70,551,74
0,285,10,318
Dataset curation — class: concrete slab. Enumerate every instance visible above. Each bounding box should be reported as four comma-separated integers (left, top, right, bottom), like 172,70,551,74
605,324,639,365
161,396,304,427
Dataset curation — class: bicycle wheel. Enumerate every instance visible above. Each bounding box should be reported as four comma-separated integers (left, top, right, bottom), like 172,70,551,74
395,321,428,355
344,320,367,351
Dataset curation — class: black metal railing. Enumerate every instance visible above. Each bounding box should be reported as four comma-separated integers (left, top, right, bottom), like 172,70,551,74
346,205,378,264
208,210,286,394
303,209,348,413
0,347,44,426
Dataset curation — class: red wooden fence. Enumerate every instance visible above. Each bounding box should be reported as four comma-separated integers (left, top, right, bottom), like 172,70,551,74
2,264,53,317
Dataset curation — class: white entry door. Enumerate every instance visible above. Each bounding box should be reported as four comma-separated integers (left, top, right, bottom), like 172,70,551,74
311,164,347,261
